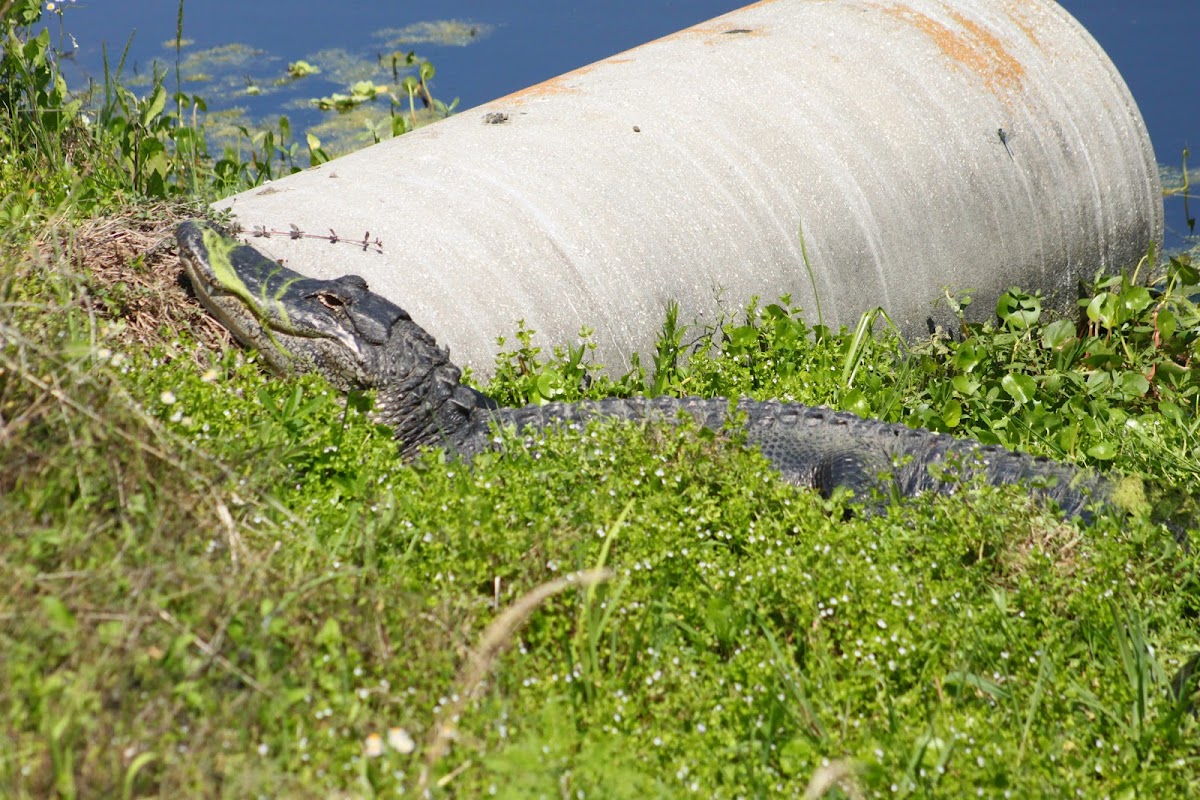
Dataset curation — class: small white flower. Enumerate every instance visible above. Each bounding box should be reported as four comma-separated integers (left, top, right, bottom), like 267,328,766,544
387,727,415,754
364,733,385,758
160,390,176,405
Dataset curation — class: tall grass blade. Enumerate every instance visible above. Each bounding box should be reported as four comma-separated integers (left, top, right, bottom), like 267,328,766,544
1017,653,1053,765
798,220,823,334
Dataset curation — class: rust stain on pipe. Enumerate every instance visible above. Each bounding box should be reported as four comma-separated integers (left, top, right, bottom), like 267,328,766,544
499,64,598,105
886,4,1026,97
1005,0,1046,51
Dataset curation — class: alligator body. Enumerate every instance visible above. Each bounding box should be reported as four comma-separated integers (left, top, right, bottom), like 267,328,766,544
176,220,1127,519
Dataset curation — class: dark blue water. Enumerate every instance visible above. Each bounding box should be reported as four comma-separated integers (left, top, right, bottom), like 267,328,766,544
53,0,1197,248
1058,0,1198,249
61,1,749,129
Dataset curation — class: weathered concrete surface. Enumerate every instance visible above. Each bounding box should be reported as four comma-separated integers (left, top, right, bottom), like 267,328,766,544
215,0,1162,378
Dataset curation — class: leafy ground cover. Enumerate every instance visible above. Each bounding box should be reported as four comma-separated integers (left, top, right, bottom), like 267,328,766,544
2,3,1200,798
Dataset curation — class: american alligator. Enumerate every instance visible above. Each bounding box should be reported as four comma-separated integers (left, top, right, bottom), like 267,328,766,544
176,220,1146,520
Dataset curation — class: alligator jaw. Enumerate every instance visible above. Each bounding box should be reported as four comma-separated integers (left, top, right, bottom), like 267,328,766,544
177,223,281,365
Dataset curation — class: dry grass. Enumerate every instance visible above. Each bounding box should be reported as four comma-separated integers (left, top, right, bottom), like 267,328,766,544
28,201,232,359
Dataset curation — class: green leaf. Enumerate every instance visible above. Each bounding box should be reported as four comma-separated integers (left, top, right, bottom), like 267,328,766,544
1056,422,1079,453
1001,373,1037,405
940,398,962,428
1159,401,1183,425
12,0,42,23
52,72,69,104
1085,370,1113,395
536,369,564,401
1117,371,1149,398
996,289,1042,330
727,325,757,351
1169,254,1199,285
1119,286,1152,316
951,342,986,372
950,375,980,397
25,29,51,67
1156,307,1177,342
842,389,872,417
1087,441,1118,460
138,137,166,159
1041,318,1076,349
1086,292,1119,327
704,595,736,646
140,84,167,127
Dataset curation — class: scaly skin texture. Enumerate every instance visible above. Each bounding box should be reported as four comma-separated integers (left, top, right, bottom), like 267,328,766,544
472,398,1105,516
177,220,1120,519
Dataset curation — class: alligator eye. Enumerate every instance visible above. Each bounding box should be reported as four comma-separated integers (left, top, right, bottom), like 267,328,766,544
315,292,348,310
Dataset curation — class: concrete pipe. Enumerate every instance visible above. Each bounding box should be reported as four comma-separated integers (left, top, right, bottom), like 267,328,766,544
215,0,1162,378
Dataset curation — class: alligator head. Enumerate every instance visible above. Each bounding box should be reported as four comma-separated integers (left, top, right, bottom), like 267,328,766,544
176,220,487,456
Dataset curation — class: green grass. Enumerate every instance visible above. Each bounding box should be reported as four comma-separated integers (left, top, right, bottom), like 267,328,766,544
2,3,1200,797
3,276,1199,797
